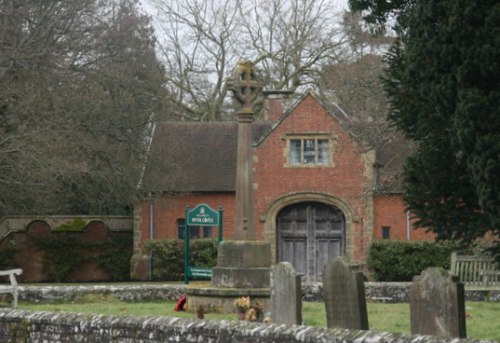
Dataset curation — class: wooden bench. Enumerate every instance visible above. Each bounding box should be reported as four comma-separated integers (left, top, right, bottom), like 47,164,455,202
450,252,500,291
0,269,22,308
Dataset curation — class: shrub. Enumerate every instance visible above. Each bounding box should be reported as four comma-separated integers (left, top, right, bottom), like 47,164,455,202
190,239,218,267
368,240,464,281
146,239,218,281
146,239,184,281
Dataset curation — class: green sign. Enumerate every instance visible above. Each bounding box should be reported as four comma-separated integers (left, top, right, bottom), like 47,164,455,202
186,204,220,226
188,267,212,278
184,204,223,284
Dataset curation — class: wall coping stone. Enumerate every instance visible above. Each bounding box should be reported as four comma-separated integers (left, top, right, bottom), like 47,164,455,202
18,284,186,303
0,309,495,343
0,215,133,239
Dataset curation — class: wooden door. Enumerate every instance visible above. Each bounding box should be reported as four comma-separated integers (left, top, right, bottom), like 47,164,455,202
277,202,345,279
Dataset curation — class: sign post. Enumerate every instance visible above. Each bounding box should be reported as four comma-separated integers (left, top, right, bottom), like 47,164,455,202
184,204,223,284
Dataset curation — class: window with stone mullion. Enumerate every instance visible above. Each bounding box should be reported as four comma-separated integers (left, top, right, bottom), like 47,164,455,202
289,138,329,165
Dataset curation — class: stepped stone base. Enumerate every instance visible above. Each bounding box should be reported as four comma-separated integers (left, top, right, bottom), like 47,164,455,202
185,287,270,313
211,240,271,288
211,267,270,288
186,240,272,313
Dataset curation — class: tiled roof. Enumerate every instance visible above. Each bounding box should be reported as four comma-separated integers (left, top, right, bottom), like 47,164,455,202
141,121,271,193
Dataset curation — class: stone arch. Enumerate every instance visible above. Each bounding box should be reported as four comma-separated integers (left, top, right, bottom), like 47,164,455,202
263,192,356,265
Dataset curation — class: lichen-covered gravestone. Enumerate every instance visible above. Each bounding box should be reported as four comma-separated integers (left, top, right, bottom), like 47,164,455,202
323,257,369,330
271,262,302,325
409,267,466,338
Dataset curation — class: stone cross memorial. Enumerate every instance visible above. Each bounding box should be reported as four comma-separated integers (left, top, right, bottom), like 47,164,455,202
409,267,466,338
271,262,302,325
186,62,271,313
225,60,262,241
323,257,369,330
211,61,271,291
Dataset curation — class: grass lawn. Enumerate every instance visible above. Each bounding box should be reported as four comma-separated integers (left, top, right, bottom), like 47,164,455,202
16,295,500,341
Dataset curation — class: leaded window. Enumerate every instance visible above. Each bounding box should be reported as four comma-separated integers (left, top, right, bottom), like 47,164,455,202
289,138,330,165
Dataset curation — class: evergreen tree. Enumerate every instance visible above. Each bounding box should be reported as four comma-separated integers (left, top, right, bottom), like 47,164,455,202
349,0,500,254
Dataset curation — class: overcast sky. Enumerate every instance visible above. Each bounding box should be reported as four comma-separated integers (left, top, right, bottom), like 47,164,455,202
140,0,350,19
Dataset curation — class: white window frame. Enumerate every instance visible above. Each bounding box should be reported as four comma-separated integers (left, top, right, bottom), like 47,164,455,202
285,134,332,166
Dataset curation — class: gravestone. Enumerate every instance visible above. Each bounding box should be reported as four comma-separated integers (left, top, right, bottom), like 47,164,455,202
323,257,369,330
409,267,466,338
271,262,302,325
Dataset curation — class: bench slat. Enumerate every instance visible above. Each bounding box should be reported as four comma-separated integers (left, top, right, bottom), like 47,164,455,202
0,268,22,308
450,252,500,290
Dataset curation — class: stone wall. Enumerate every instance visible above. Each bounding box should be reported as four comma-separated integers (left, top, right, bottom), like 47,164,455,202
305,282,500,303
0,309,494,343
16,282,500,304
18,284,185,303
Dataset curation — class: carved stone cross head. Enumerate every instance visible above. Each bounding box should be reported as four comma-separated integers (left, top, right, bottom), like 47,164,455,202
227,60,262,109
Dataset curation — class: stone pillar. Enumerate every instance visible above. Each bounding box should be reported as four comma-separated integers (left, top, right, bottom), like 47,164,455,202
234,107,255,240
226,60,261,241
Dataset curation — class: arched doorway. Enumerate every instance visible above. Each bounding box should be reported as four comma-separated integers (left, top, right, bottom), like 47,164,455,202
277,202,345,279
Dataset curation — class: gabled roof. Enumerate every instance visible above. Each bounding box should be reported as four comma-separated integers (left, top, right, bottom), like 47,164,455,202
141,121,271,193
141,93,411,194
254,91,351,147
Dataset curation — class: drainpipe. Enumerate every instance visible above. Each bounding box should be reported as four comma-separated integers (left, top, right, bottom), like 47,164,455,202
148,193,154,280
406,210,411,241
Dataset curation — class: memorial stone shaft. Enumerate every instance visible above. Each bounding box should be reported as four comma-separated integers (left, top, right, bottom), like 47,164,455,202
226,61,262,240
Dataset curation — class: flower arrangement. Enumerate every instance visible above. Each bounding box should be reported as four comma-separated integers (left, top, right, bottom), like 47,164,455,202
233,296,251,314
233,297,268,322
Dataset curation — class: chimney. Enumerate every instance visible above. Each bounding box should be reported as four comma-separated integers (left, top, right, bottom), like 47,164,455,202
262,89,294,122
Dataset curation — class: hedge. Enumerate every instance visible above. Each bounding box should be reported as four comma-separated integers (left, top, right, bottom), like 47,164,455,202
368,240,465,281
146,239,218,281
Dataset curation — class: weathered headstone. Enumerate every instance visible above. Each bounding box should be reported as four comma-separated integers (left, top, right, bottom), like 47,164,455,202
323,257,369,330
271,262,302,325
409,267,466,338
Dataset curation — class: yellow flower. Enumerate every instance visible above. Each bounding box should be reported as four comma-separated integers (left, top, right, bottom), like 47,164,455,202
233,296,251,313
245,308,257,322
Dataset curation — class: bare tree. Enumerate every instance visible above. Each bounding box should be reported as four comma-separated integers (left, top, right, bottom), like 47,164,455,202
317,10,396,150
0,0,170,215
150,0,349,121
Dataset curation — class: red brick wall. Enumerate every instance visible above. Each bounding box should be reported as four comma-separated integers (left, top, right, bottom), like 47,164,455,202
373,194,435,241
253,95,373,261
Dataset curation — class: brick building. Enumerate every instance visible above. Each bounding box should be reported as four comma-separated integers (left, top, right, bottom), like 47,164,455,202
131,92,433,280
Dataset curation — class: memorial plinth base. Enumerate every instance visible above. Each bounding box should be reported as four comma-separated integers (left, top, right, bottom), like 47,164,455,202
186,240,272,314
185,286,270,313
